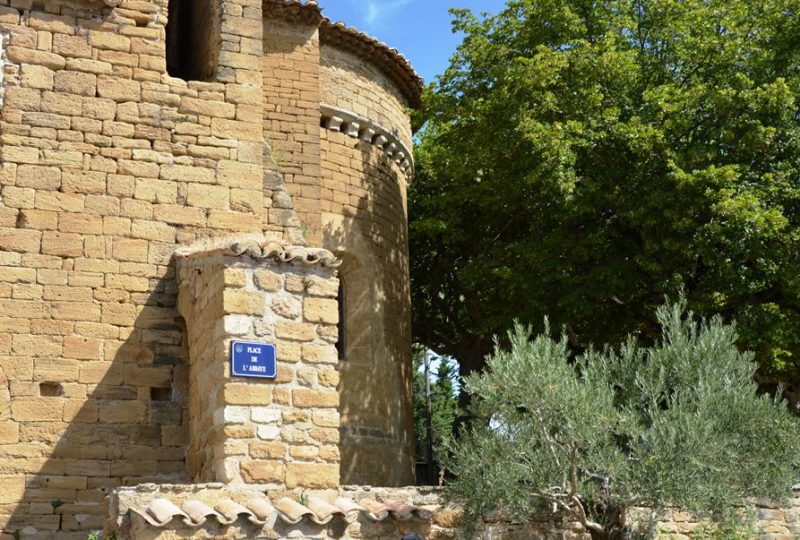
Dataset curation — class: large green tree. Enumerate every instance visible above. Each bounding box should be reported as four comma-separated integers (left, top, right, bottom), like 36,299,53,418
447,300,800,539
411,0,800,401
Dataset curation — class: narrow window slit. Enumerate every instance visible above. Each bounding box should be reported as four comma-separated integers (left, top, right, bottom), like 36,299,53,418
337,278,346,360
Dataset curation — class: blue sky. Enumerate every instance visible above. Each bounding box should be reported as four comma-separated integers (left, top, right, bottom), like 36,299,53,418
320,0,507,83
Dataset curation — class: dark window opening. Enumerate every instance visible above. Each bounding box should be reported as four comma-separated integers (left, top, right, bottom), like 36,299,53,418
150,387,173,402
40,382,64,397
336,278,346,360
166,0,220,81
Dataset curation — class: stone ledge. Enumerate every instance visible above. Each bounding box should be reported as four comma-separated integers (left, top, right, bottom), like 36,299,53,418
176,239,341,268
321,104,414,178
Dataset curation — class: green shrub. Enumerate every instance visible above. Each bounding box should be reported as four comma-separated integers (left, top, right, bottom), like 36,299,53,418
446,299,800,539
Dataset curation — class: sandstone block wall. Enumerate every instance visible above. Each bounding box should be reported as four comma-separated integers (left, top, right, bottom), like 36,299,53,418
263,14,322,245
321,45,414,152
0,0,289,535
176,248,341,491
319,44,415,486
0,0,423,535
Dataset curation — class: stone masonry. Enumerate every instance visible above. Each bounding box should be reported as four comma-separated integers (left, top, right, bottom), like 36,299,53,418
1,1,798,539
176,242,341,491
0,0,422,537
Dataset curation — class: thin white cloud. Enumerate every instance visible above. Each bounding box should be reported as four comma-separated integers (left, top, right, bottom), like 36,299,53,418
350,0,413,30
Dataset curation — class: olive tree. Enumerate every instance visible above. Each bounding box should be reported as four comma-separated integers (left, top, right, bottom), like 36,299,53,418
446,300,800,539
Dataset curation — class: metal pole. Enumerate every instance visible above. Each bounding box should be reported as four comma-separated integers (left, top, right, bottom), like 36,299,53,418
424,349,434,481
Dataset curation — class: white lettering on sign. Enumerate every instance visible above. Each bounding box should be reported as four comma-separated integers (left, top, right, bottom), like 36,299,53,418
231,341,276,379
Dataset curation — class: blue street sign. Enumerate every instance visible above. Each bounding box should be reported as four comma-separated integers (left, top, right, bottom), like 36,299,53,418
230,341,277,379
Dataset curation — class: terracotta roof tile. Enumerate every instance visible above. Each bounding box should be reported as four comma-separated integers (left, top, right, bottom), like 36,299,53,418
129,495,435,529
361,499,434,521
262,0,323,24
176,240,342,268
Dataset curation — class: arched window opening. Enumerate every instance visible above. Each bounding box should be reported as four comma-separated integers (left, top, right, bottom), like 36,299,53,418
166,0,220,81
336,278,346,360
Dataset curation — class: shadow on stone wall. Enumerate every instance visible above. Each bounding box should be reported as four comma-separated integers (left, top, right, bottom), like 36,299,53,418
320,138,415,487
3,142,414,538
4,266,190,540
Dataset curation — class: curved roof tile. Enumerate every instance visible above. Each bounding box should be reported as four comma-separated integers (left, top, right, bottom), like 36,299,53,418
262,0,323,24
177,240,342,269
130,495,435,529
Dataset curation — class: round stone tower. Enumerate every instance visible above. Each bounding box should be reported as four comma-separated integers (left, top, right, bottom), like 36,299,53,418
318,22,420,486
262,1,422,486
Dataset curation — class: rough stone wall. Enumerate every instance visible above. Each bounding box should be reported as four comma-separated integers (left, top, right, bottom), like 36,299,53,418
0,0,286,536
263,16,322,245
0,0,421,535
650,501,800,539
319,47,415,486
176,251,341,490
175,253,225,484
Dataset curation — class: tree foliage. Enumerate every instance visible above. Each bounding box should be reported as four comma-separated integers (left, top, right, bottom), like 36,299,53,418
446,300,800,539
411,0,800,393
412,347,459,467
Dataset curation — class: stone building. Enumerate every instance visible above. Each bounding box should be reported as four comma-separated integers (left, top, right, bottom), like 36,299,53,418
2,1,800,539
0,0,421,536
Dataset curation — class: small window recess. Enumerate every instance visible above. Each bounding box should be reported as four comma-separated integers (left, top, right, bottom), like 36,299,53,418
150,387,173,402
166,0,220,81
336,278,346,361
40,382,64,397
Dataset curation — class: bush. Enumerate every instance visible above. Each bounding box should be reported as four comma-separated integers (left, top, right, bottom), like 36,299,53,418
446,299,800,539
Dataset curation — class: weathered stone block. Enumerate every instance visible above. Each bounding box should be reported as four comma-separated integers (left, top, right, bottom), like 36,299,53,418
302,344,337,364
223,289,264,316
249,441,286,459
285,463,339,489
254,269,282,291
53,71,96,96
0,475,25,504
271,296,301,319
275,321,316,341
0,423,20,445
240,460,285,484
223,384,272,406
292,388,339,409
11,398,63,422
6,47,65,70
304,297,339,324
